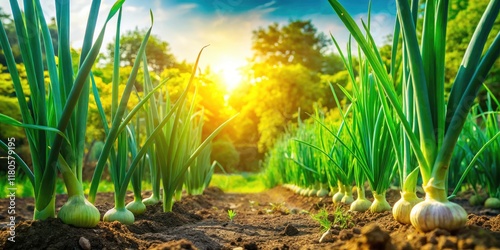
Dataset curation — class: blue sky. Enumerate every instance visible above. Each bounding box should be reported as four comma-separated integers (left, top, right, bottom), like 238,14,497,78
1,0,396,89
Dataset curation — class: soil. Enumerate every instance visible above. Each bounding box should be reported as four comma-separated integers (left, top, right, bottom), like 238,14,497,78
1,186,500,250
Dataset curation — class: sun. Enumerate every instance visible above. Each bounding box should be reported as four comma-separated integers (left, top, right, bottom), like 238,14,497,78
215,60,244,92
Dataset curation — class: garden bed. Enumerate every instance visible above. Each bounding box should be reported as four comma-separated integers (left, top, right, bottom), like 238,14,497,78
1,186,499,249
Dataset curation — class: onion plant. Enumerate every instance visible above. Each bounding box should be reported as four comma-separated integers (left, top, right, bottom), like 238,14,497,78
140,63,169,206
124,118,148,215
88,11,170,224
478,95,500,208
449,107,484,205
288,120,323,196
311,109,339,197
0,0,124,227
304,107,355,204
383,6,423,224
151,46,236,212
450,92,500,208
335,35,398,213
329,0,500,231
184,131,217,196
325,30,398,213
263,132,294,188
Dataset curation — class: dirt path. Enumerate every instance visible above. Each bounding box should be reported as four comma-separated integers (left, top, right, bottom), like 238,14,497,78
1,186,500,249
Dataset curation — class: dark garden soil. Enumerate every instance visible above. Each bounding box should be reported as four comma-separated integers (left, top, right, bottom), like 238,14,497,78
1,186,500,250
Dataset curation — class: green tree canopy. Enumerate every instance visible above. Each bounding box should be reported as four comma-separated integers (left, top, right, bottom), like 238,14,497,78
107,28,176,74
251,20,331,73
230,63,326,152
228,19,347,154
0,8,58,66
445,0,500,105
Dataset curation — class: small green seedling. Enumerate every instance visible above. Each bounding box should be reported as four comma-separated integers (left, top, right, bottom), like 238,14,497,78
227,209,237,222
312,206,353,233
332,206,354,229
310,208,331,233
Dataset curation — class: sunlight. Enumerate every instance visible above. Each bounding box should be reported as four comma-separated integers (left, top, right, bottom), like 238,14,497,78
214,59,244,92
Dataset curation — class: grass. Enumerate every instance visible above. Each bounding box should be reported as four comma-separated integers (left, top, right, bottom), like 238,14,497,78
209,173,267,193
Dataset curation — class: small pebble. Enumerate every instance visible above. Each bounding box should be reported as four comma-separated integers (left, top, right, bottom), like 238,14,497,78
243,242,258,250
282,224,299,236
79,236,91,250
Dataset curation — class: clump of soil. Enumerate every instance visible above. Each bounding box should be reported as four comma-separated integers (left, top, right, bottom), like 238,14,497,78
1,187,499,249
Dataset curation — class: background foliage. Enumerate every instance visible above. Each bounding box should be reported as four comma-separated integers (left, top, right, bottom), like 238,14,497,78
0,1,498,175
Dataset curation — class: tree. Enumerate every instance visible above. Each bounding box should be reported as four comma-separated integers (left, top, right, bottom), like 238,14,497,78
445,0,500,106
107,28,176,74
235,64,325,152
228,20,346,155
0,9,58,66
0,8,21,66
322,53,345,75
251,20,331,73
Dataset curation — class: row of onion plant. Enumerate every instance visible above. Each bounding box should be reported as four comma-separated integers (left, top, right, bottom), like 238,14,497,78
468,94,500,209
87,8,161,225
311,110,355,204
289,117,330,197
139,46,237,212
88,39,235,220
448,90,500,209
0,0,231,227
328,0,500,232
331,31,399,213
262,132,294,188
282,122,319,195
266,108,355,201
0,0,125,227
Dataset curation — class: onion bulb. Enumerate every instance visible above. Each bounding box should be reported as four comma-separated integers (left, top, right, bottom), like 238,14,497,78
392,191,422,224
332,183,345,204
341,186,354,205
468,194,485,206
410,185,467,232
58,195,100,228
316,186,329,197
103,207,135,225
484,197,500,209
350,187,372,212
370,191,391,213
126,199,147,215
143,194,161,206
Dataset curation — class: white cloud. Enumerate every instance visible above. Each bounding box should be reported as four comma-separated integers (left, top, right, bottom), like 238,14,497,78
151,4,274,70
